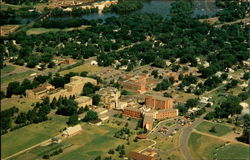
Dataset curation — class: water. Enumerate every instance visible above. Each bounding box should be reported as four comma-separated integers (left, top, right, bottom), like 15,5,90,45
81,0,220,20
46,0,220,22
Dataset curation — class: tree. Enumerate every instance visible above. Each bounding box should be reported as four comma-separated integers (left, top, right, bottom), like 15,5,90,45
80,71,88,77
186,98,199,108
0,91,5,99
243,72,250,80
15,112,27,124
108,149,115,154
82,83,100,96
6,81,20,97
163,92,171,98
83,110,98,122
94,156,101,160
152,57,165,68
92,94,101,105
151,70,158,78
170,0,194,18
67,114,79,126
121,90,129,95
171,64,180,72
209,126,216,133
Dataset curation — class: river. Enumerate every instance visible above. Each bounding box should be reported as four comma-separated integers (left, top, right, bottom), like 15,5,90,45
46,0,220,22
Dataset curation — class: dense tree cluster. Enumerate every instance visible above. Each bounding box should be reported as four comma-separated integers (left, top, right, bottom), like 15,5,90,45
51,7,98,17
1,106,19,134
82,110,98,122
153,79,172,91
5,72,78,98
104,1,143,14
0,7,41,25
56,97,78,116
215,0,249,22
237,114,250,144
2,0,249,80
175,98,199,115
205,95,242,119
1,97,54,135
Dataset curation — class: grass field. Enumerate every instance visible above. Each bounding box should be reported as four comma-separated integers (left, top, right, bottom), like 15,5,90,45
1,115,68,158
216,144,250,160
26,26,90,35
188,132,224,160
0,4,23,10
189,132,250,160
1,65,16,76
59,64,103,75
1,97,40,112
53,124,152,160
196,121,233,136
1,70,35,84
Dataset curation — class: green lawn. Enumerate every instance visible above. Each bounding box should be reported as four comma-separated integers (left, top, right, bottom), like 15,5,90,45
188,132,224,160
1,115,68,158
1,70,35,84
1,65,16,75
165,121,175,127
26,26,90,35
1,97,40,112
196,121,233,136
59,64,102,75
189,132,250,160
217,144,250,160
53,124,152,160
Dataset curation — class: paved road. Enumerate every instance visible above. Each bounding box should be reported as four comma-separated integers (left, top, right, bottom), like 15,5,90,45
179,113,207,160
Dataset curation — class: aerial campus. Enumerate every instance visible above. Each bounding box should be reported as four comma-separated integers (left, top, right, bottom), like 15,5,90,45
0,0,250,160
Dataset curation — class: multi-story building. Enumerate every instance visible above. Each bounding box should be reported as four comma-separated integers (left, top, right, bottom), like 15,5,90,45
145,95,173,110
27,76,97,101
75,96,92,107
26,83,55,99
123,107,142,119
120,74,149,93
155,109,178,119
96,87,120,110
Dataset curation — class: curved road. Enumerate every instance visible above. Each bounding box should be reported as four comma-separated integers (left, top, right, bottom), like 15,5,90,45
179,113,207,160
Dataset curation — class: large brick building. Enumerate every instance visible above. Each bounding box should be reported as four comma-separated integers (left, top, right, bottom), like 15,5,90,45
155,109,178,119
145,95,173,110
120,74,148,93
123,107,142,118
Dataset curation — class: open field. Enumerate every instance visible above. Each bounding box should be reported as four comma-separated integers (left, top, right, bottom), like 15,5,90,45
1,65,16,76
196,121,233,136
150,128,184,160
189,132,250,160
1,70,35,84
189,132,224,160
26,26,91,35
52,124,152,160
216,144,250,160
0,3,23,10
59,64,103,75
1,115,68,158
1,97,40,112
0,25,20,36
